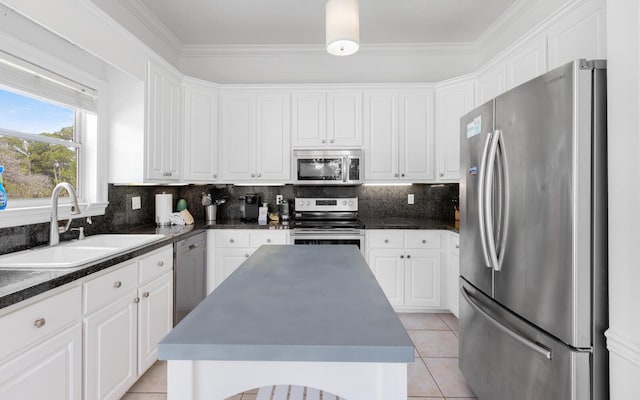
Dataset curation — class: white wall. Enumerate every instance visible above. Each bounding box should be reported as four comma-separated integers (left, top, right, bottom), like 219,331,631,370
604,0,640,398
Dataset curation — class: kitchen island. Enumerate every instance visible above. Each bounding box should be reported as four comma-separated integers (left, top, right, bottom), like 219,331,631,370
158,245,414,400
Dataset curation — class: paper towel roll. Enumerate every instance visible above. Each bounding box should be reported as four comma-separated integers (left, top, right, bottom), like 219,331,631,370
155,193,172,226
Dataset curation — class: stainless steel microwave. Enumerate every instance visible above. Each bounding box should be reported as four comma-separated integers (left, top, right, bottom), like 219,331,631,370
293,149,363,185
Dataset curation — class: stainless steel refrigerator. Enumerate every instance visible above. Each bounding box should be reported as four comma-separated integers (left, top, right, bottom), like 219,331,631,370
459,59,608,400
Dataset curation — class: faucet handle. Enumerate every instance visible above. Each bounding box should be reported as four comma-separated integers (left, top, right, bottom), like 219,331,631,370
71,227,85,240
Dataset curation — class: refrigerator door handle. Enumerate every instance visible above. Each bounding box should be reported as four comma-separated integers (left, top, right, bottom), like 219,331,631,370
477,132,493,268
484,130,501,270
461,287,552,360
495,130,510,271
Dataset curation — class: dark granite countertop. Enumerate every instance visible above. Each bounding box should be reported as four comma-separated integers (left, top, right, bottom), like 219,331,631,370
361,217,458,232
0,218,453,311
159,246,414,363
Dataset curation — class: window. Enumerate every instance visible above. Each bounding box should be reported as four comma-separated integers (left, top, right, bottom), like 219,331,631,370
0,87,81,200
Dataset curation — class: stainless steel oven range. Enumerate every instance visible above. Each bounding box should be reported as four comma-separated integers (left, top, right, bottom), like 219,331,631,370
289,197,365,255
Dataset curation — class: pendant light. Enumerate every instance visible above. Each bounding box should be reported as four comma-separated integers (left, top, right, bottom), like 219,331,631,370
326,0,360,56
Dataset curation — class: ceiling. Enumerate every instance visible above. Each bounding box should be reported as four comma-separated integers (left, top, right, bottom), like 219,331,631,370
130,0,518,46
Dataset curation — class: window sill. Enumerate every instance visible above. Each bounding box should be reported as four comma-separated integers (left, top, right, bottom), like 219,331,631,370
0,202,108,229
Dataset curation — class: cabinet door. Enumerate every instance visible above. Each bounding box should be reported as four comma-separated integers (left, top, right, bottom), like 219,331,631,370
399,92,435,181
138,273,173,374
547,0,605,70
183,82,219,182
214,248,252,288
364,92,398,180
292,92,326,147
84,294,138,400
0,323,82,400
256,93,291,181
404,250,442,308
477,62,507,105
505,36,547,90
221,93,256,181
448,252,460,318
327,91,362,147
436,80,474,181
367,249,405,307
146,61,181,181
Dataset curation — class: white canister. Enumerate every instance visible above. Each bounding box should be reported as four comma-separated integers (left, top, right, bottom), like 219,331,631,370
155,193,172,226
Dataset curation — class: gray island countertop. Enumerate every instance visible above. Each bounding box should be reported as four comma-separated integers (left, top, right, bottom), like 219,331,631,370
158,245,414,363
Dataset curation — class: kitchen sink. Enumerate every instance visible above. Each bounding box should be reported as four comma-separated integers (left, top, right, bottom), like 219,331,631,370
0,234,165,269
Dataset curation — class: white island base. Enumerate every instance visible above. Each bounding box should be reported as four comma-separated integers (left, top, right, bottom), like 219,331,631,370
167,359,407,400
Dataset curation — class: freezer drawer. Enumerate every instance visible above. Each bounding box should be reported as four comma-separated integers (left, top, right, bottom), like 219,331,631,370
459,280,590,400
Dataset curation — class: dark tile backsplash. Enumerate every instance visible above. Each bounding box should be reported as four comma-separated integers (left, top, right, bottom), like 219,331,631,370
0,183,458,255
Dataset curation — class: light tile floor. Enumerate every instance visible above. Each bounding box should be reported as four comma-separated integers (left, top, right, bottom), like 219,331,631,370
120,313,475,400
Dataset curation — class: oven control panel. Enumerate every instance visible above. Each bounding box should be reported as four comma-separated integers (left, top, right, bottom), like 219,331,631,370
294,197,358,212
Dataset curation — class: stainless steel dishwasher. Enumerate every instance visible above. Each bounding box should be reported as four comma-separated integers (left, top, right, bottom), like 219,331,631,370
174,232,206,325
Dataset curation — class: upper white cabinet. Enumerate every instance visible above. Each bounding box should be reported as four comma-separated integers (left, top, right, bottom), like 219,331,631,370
436,78,475,181
220,92,291,182
505,36,547,90
183,79,219,182
477,62,507,106
547,0,605,70
365,90,435,182
145,60,182,181
292,91,362,147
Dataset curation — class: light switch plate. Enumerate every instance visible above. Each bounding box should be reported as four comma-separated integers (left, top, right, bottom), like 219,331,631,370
408,194,414,205
132,196,141,210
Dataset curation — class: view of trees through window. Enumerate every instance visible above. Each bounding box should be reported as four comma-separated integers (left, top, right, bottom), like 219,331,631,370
0,88,78,200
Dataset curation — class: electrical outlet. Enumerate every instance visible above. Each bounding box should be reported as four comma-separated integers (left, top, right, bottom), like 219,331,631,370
131,196,141,210
408,194,414,205
276,195,283,205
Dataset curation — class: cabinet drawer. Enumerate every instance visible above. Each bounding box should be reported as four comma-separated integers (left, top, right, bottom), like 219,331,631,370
84,262,138,314
367,231,404,249
216,230,251,248
139,246,173,284
250,230,288,247
0,285,81,360
405,231,442,249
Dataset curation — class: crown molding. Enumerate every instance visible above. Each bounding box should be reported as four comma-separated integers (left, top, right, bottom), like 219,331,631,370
118,0,183,54
181,42,476,58
473,0,540,48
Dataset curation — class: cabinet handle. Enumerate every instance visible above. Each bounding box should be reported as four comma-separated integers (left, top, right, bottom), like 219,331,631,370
384,239,389,243
157,261,164,267
213,174,217,179
400,255,404,259
330,139,335,144
407,254,411,259
113,281,122,289
455,244,460,249
440,173,444,177
251,173,256,178
33,318,46,328
163,172,170,176
321,139,326,144
422,239,427,244
133,297,140,304
245,253,250,258
401,173,405,177
229,238,235,243
143,292,150,298
394,173,399,178
257,173,262,178
266,239,271,243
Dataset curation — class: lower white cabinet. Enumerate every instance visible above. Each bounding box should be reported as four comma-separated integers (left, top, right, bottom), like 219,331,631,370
0,323,82,400
447,232,460,317
84,293,138,400
138,273,173,373
207,229,290,293
366,230,443,311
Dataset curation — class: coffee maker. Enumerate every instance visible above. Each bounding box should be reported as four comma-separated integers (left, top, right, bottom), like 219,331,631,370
240,193,260,221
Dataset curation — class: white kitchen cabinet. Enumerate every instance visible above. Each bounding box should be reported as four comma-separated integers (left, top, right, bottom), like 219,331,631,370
208,229,290,291
292,91,362,148
137,272,173,374
366,230,443,311
146,59,182,181
365,90,435,182
435,79,474,181
547,0,605,70
220,92,290,182
505,36,548,90
183,79,219,182
84,292,138,400
447,232,460,318
0,323,82,400
476,62,507,106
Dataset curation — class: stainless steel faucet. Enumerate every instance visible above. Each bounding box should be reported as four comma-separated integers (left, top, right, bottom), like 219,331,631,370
49,182,81,246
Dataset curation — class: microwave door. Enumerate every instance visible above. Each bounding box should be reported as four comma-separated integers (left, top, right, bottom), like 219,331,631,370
297,158,343,182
